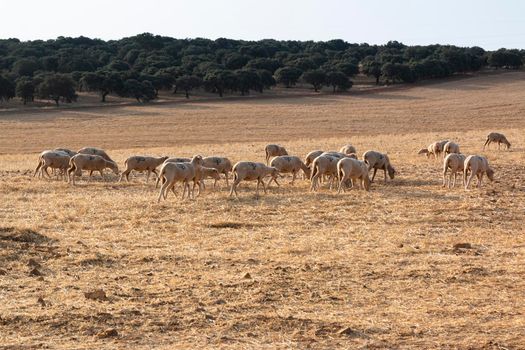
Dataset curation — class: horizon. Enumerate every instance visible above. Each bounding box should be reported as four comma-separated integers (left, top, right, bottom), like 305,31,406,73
1,0,524,50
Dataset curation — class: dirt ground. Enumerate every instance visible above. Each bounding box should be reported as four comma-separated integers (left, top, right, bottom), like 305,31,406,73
1,71,524,349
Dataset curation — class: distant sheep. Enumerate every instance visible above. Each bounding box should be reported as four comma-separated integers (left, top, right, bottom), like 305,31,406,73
202,156,233,186
443,141,460,156
337,157,370,193
442,153,466,188
362,150,396,183
229,162,279,198
119,156,168,182
339,144,357,155
483,132,511,150
77,147,115,163
310,154,340,191
464,155,494,189
34,150,71,180
304,150,324,168
269,155,310,185
67,154,119,185
418,140,449,159
265,144,288,164
157,155,203,201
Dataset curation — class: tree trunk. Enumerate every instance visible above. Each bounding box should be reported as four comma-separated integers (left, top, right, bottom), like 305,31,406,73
173,86,178,94
101,92,108,102
218,89,223,97
375,75,380,85
54,98,59,106
185,90,189,99
333,85,336,93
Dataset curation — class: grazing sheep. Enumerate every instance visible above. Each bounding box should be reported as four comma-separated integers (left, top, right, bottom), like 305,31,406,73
229,162,279,198
418,140,449,159
269,155,310,186
337,158,370,193
34,150,71,180
304,150,324,168
464,155,494,189
339,144,357,155
119,156,168,182
265,144,288,164
483,132,511,150
68,154,119,185
196,167,222,191
157,155,203,201
310,154,341,191
442,153,466,188
165,157,191,163
77,147,115,163
362,150,396,183
202,156,233,186
54,148,77,157
443,141,460,156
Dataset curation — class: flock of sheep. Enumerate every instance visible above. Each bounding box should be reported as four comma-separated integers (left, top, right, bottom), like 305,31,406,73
32,132,511,200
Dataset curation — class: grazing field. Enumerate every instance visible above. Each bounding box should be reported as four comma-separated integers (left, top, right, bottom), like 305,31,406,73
1,71,525,349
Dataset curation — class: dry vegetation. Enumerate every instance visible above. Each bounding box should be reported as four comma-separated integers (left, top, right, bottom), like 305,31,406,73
1,71,525,349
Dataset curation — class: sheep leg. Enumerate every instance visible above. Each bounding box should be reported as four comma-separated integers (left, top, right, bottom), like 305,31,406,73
477,173,483,188
43,166,51,179
465,172,475,190
290,172,296,185
158,180,170,202
224,172,229,186
371,168,378,182
483,138,489,150
99,170,104,180
337,174,346,194
255,179,261,198
442,168,448,187
34,161,43,177
383,168,388,183
229,179,240,198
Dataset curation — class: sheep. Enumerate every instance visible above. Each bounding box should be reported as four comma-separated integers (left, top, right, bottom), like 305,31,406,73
442,153,466,188
229,162,279,198
310,154,341,191
77,147,115,163
268,155,310,186
340,144,357,155
202,156,233,186
164,157,191,163
195,166,222,191
483,132,511,150
34,150,71,180
443,141,460,156
336,158,371,193
54,148,77,157
362,150,396,183
119,156,168,182
157,155,203,201
67,154,119,185
418,140,449,159
304,150,324,168
464,155,494,190
265,144,288,164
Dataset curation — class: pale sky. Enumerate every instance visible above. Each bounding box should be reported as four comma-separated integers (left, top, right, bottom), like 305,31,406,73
1,0,524,50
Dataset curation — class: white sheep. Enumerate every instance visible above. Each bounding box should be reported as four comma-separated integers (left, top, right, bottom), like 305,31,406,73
77,147,115,163
464,155,494,189
229,162,279,198
269,155,310,185
418,140,448,159
119,156,168,182
67,154,119,185
164,157,191,163
34,150,71,180
310,154,340,191
202,156,233,186
339,144,357,155
157,155,203,201
304,150,324,168
196,166,222,191
483,132,511,150
443,141,460,156
265,144,288,164
442,153,466,188
362,150,396,183
337,157,370,193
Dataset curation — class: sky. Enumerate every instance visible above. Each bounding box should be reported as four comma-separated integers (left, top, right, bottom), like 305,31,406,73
1,0,524,49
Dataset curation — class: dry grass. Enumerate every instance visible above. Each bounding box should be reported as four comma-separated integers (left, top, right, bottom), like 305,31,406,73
1,71,525,349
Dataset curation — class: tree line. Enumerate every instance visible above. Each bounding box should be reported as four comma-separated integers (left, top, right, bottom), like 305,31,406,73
0,34,523,105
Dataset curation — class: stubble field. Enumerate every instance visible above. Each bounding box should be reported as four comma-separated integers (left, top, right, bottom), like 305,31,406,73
1,71,524,349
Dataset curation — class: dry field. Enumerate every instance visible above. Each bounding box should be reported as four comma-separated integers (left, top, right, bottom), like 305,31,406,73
1,71,525,349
